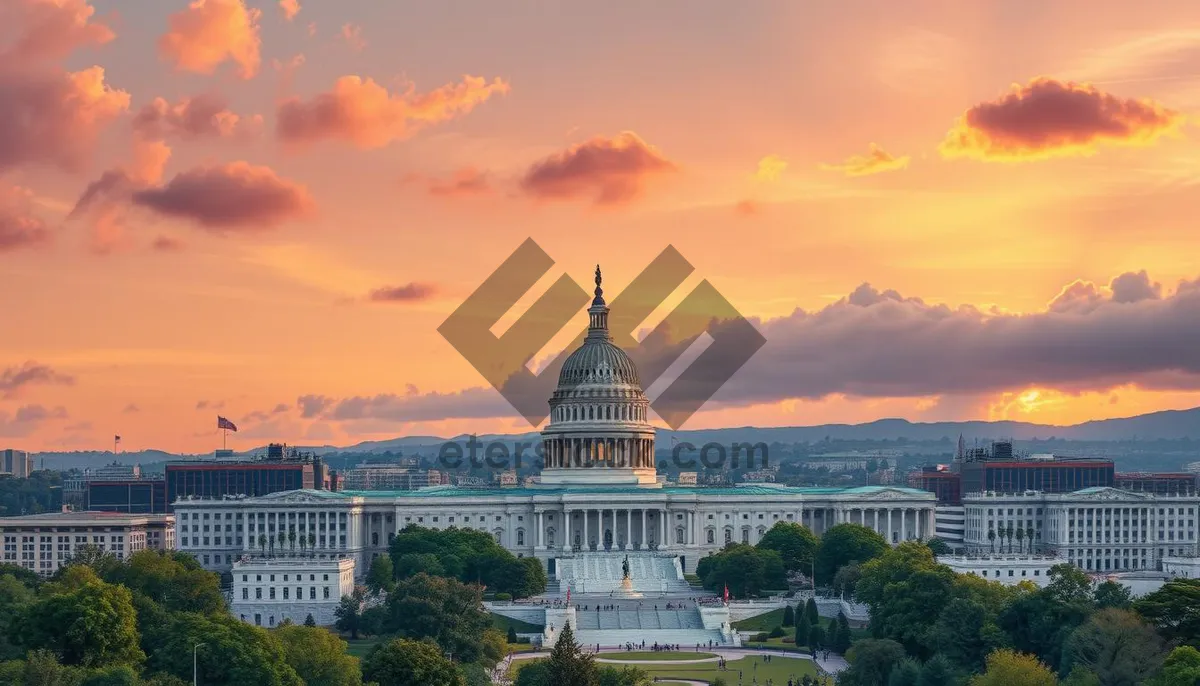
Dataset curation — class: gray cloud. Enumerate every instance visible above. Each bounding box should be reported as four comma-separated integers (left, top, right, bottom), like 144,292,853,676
0,361,74,398
297,394,333,419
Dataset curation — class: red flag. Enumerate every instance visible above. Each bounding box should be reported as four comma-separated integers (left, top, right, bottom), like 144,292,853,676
566,587,570,605
723,583,729,603
217,416,238,432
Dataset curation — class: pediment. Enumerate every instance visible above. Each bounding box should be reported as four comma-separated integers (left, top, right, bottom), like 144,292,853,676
255,490,343,503
1074,488,1152,501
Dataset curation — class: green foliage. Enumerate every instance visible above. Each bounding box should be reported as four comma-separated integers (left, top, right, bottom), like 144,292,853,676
335,587,366,639
1060,667,1101,686
597,664,651,686
756,521,818,573
918,654,961,686
18,575,145,668
1144,645,1200,686
795,613,810,648
855,542,957,658
834,561,863,597
103,550,224,615
366,555,395,595
695,544,786,597
1063,608,1164,686
805,598,819,625
1092,581,1132,610
887,658,923,686
809,624,826,649
925,538,951,556
0,470,62,516
507,626,518,643
997,565,1095,671
80,665,139,686
782,604,795,626
478,629,508,669
545,624,598,686
304,614,317,627
275,623,363,686
814,524,888,585
361,638,465,686
835,613,852,653
514,660,551,686
389,526,546,598
20,649,84,686
967,649,1057,686
1134,578,1200,647
384,573,490,663
839,638,906,686
142,612,301,686
769,626,786,638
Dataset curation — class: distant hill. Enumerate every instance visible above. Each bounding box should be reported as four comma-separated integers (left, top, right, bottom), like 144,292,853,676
29,406,1200,468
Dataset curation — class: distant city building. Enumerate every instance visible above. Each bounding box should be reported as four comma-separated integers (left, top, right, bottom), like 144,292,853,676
0,449,32,478
1115,472,1197,496
0,511,175,576
87,462,141,480
494,470,518,487
963,487,1199,573
87,479,169,514
912,440,1115,504
341,463,441,491
230,557,356,627
910,466,962,505
675,472,698,486
165,444,335,510
937,553,1064,587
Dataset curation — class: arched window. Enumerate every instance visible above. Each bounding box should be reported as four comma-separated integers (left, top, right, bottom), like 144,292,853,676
706,529,714,544
547,528,555,548
606,405,611,420
493,530,502,544
724,529,732,544
517,530,525,546
371,532,379,546
588,406,594,420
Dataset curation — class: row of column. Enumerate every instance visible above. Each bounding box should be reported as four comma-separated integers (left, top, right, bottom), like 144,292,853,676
536,507,684,551
241,510,352,552
544,437,654,469
823,506,934,543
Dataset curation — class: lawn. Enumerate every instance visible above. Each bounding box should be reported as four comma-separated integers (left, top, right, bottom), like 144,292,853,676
731,608,786,631
598,651,717,661
639,655,830,685
343,636,385,658
490,613,544,634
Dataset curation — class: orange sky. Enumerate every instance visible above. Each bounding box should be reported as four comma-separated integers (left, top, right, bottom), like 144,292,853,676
5,0,1200,453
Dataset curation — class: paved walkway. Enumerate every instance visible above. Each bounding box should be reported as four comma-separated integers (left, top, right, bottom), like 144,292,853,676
510,646,848,674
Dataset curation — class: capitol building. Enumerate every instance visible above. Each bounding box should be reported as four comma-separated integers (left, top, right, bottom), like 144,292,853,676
174,269,937,584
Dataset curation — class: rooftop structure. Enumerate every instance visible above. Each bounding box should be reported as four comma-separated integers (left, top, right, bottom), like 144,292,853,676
0,511,175,575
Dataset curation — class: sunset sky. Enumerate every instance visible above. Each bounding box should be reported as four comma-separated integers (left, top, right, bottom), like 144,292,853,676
5,0,1200,453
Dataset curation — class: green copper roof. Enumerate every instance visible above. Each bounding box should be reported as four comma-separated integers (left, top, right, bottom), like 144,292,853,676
324,483,934,499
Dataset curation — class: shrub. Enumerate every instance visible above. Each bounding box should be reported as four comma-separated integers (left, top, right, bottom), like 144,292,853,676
768,626,786,638
494,592,512,601
752,632,770,642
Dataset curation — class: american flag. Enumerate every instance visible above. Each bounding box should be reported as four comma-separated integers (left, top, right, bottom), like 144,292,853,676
217,416,238,432
114,435,121,443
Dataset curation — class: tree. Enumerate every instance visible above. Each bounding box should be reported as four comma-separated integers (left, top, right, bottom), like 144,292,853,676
58,545,119,579
782,604,795,627
334,587,366,639
968,649,1058,686
855,542,957,658
835,612,852,653
514,661,551,686
142,611,301,686
756,522,818,573
385,573,490,663
258,534,267,555
1061,667,1101,686
21,649,83,686
999,565,1095,671
814,524,888,585
925,538,951,556
808,625,825,651
930,597,1007,673
507,626,518,643
1144,646,1200,686
795,613,810,648
478,629,508,669
919,654,961,686
362,638,465,686
395,553,446,579
545,624,597,686
367,555,395,595
19,577,144,668
838,638,905,686
697,544,786,597
1004,524,1014,553
1026,526,1036,553
987,528,996,552
1133,579,1200,647
834,562,862,597
307,533,316,554
304,614,317,627
887,658,922,686
805,598,819,626
1064,608,1164,686
1092,581,1132,610
287,529,296,555
1015,527,1025,553
105,550,224,615
275,623,363,686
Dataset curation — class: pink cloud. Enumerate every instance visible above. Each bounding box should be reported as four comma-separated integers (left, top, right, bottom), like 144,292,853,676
406,167,493,197
0,185,50,252
158,0,262,79
367,283,436,303
132,94,262,140
0,0,114,66
520,132,677,205
340,23,365,52
277,74,510,149
279,0,300,21
70,138,172,251
0,67,129,172
132,162,314,231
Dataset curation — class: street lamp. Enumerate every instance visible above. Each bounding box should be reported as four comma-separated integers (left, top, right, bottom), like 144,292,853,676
193,643,206,686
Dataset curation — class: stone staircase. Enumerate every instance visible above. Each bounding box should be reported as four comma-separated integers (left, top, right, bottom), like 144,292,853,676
556,552,691,595
574,628,728,648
